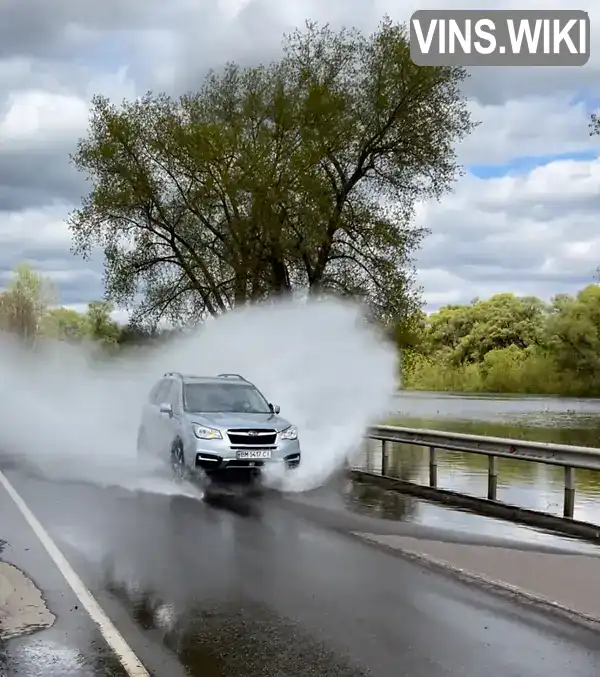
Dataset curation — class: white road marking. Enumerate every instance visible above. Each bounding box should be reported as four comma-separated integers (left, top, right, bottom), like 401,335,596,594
0,470,150,677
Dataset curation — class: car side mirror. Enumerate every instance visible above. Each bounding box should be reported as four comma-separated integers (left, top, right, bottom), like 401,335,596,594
159,402,173,417
270,403,281,414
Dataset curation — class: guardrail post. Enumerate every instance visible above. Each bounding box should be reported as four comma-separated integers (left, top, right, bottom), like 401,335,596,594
428,446,437,487
366,425,600,528
563,466,575,518
381,440,389,476
487,455,498,500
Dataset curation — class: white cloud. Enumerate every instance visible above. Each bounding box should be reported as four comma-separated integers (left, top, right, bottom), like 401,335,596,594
0,89,89,149
0,0,599,313
459,97,600,166
416,157,600,307
0,205,72,247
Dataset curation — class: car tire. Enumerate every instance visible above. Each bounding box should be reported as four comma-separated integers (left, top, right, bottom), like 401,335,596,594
170,440,189,482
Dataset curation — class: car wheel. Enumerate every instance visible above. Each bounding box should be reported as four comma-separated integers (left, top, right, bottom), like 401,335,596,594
170,440,189,482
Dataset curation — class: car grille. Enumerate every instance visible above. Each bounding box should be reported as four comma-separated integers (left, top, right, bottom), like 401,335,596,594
227,429,277,446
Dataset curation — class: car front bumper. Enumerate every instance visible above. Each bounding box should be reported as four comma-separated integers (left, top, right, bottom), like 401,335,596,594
193,437,301,474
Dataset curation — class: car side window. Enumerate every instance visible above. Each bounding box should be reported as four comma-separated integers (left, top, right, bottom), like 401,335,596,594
154,379,171,404
148,381,163,404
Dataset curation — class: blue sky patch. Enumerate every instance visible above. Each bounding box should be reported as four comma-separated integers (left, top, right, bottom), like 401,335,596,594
468,150,599,179
569,91,600,112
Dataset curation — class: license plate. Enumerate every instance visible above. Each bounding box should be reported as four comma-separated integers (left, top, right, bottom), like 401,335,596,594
237,449,272,460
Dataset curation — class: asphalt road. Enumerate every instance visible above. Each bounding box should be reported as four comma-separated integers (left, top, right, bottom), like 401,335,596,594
2,469,600,677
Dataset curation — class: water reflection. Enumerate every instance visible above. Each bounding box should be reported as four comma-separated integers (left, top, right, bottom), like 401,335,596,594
345,482,420,521
332,478,600,554
104,576,364,677
0,636,127,677
90,493,368,677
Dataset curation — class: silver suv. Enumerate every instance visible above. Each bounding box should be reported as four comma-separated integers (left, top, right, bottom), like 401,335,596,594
136,372,301,483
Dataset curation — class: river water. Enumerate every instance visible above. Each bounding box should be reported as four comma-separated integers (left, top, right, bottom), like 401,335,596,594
346,391,600,552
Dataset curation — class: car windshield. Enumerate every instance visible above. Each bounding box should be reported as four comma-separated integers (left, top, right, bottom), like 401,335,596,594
183,382,271,414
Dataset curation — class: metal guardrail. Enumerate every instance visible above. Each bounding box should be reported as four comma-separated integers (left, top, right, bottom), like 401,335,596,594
366,425,600,519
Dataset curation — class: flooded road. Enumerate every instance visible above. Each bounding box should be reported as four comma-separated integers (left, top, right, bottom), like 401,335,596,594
356,391,600,527
3,391,600,675
3,469,600,677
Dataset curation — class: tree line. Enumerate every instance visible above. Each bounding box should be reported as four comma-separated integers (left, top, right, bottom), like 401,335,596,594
402,287,600,396
0,263,165,350
8,260,600,398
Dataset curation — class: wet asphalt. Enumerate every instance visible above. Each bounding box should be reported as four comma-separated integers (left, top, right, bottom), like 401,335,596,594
2,469,600,676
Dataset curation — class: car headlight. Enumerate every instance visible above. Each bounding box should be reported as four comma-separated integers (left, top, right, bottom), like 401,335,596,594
193,425,222,440
279,426,298,441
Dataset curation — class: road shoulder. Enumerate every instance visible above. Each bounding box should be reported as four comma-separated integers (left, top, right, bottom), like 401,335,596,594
354,532,600,630
0,471,133,676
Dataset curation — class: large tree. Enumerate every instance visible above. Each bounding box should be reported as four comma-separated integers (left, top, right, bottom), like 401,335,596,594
69,18,475,328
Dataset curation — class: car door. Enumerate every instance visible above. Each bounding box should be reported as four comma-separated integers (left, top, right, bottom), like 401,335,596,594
161,379,182,452
155,379,178,454
148,379,172,455
138,380,162,454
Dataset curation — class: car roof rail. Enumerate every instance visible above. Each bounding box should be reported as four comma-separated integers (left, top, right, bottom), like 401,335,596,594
217,373,247,381
164,371,184,378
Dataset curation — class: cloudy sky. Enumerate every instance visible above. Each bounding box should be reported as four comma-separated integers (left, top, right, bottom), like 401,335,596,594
0,0,598,319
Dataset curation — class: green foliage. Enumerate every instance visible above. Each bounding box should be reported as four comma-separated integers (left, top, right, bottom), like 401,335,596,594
425,293,546,363
590,112,600,139
0,264,125,349
0,263,56,344
402,285,600,396
84,301,121,345
543,285,600,392
40,307,87,340
402,349,482,391
68,18,475,328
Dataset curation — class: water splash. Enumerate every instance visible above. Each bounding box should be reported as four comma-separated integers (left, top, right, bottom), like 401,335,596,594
0,297,397,496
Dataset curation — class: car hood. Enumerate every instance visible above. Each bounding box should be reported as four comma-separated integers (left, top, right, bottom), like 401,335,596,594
189,412,293,431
